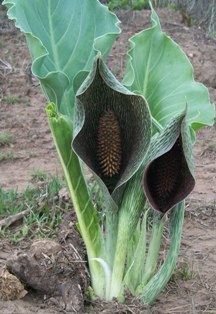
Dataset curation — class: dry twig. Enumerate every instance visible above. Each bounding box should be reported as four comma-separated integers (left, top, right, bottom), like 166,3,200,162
0,59,12,78
0,208,31,229
0,202,45,229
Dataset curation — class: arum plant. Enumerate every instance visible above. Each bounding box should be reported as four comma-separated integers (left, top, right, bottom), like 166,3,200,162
4,0,215,305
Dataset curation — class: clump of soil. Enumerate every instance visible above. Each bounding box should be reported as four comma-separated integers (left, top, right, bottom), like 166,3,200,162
6,239,85,312
0,267,27,301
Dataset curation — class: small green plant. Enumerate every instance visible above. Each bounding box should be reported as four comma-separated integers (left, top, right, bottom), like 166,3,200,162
167,3,178,10
172,261,196,281
0,176,63,242
108,0,126,9
3,0,214,306
30,169,49,182
132,0,149,10
4,95,20,105
0,175,63,215
0,151,14,161
0,131,13,146
108,0,149,10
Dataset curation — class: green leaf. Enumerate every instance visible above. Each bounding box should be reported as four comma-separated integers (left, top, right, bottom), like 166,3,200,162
46,103,105,297
123,2,214,131
4,0,121,117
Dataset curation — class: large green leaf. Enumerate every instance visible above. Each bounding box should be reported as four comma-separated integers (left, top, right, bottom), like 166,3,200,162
123,2,214,131
4,0,121,117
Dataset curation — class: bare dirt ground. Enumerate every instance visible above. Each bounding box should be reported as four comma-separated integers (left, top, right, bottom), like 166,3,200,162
0,5,216,314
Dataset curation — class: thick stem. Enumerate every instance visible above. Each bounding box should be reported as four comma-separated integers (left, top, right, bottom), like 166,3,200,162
47,107,105,298
105,210,118,270
108,170,146,299
140,201,185,304
108,207,129,299
102,209,119,298
137,211,165,290
123,209,149,294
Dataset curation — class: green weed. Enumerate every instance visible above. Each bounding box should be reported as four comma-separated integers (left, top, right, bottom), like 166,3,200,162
172,261,196,281
0,131,13,147
108,0,149,10
0,152,14,161
4,95,20,105
167,3,178,10
30,169,49,182
132,0,149,10
0,175,65,243
3,95,30,106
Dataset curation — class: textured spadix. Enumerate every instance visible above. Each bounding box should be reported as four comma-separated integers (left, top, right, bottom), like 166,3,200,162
73,55,151,197
143,111,195,214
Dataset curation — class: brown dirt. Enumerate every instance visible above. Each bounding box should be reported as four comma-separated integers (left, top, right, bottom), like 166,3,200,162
0,5,216,314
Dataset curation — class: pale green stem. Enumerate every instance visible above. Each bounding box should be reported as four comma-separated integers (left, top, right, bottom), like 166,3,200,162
60,152,105,297
108,170,146,299
141,201,185,304
108,207,129,299
123,208,149,294
138,211,165,290
102,209,119,298
47,108,105,298
105,210,118,270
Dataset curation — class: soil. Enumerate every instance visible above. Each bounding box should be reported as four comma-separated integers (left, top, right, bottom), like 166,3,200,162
0,5,216,314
